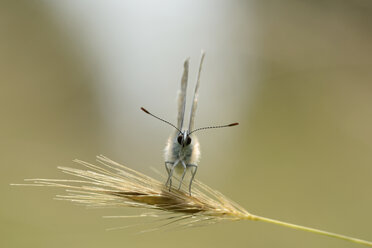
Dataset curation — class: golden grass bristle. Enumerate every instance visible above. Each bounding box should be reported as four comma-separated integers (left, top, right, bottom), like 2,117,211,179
12,155,372,246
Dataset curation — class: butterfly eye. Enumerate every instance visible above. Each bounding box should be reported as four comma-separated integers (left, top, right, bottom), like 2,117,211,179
186,136,192,145
177,135,183,145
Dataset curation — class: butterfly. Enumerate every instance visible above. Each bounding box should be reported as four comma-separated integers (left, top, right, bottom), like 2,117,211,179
141,51,238,195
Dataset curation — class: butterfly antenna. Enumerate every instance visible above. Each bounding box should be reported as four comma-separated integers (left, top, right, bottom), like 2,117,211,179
189,122,239,134
141,107,181,132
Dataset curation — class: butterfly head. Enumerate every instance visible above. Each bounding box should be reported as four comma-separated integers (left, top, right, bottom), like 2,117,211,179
177,131,192,147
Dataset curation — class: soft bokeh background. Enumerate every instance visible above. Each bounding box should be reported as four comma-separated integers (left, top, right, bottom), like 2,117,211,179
2,1,372,247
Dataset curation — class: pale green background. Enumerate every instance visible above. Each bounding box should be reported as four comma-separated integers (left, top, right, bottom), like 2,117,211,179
2,1,372,247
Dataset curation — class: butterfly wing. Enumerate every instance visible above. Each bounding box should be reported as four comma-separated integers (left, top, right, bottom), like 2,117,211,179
177,58,189,130
188,51,206,131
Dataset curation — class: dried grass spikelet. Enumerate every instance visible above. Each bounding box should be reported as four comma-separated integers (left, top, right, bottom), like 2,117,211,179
23,155,251,226
13,155,372,246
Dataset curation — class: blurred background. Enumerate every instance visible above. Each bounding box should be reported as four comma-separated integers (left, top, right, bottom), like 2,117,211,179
2,0,372,247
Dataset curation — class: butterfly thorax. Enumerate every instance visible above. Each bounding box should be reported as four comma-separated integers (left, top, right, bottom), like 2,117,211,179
164,130,200,167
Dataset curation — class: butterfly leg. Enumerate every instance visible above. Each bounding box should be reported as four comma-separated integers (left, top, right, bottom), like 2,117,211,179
164,161,174,188
178,161,187,190
187,164,198,196
165,159,179,191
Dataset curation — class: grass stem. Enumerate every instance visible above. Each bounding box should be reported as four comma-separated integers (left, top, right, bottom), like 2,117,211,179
247,214,372,247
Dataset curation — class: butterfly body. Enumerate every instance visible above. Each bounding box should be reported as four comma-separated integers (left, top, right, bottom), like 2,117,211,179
164,130,200,176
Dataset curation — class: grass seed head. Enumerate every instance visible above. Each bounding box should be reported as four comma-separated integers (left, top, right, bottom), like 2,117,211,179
23,155,251,228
